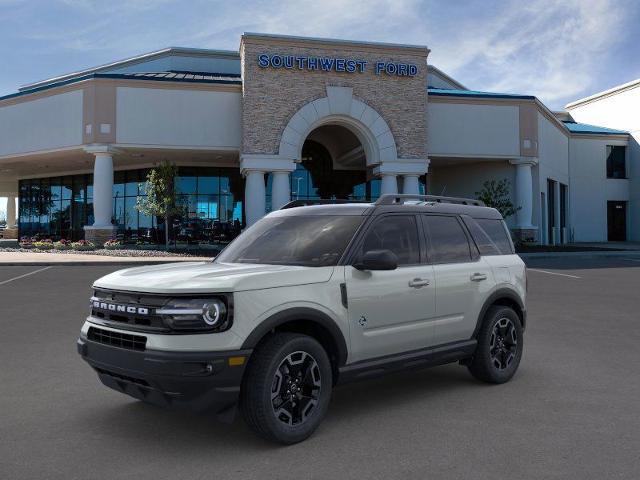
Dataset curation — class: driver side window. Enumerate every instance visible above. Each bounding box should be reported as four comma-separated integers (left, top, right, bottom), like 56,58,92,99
359,215,420,266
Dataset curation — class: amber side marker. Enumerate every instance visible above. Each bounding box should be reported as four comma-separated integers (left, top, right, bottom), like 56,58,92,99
228,356,246,366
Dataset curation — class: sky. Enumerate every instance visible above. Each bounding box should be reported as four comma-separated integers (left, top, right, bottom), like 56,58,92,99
1,0,640,215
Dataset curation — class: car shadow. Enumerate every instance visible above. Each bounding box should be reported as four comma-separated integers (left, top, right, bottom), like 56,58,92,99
80,364,483,449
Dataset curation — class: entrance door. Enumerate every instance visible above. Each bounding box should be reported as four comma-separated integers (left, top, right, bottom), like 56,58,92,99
547,179,556,244
607,201,627,241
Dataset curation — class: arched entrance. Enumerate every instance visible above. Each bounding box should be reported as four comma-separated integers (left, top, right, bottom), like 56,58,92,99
290,124,380,202
242,86,429,225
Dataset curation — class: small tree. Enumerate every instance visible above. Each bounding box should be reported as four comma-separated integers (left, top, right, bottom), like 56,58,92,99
136,161,182,249
475,179,520,219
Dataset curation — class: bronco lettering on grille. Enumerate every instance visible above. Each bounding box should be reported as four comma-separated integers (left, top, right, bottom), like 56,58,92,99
91,299,149,315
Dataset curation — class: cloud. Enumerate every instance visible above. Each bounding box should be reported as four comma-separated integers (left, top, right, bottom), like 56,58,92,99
1,0,636,109
426,0,630,108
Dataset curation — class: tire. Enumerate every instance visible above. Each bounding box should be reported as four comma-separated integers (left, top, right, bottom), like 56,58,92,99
240,333,333,444
468,306,523,384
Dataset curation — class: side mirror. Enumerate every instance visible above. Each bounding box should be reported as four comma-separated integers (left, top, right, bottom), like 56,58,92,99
353,249,398,271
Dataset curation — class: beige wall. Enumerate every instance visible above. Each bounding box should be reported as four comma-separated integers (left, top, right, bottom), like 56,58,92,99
0,90,83,157
115,86,242,148
427,102,520,157
240,35,429,159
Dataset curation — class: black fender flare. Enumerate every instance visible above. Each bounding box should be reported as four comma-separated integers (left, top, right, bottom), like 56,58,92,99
472,288,526,338
240,307,349,367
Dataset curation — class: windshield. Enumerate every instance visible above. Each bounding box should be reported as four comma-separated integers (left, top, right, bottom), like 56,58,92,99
215,215,364,266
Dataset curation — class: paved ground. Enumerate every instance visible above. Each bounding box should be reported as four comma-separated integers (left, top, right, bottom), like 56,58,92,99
0,251,211,265
1,257,639,479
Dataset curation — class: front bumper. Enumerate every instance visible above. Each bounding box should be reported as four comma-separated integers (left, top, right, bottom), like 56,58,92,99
77,337,251,415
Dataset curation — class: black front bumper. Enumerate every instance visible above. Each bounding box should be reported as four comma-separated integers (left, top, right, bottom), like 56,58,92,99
77,337,251,415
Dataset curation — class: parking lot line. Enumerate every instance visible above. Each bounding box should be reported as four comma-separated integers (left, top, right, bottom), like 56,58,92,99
623,258,640,263
0,266,52,286
527,268,581,279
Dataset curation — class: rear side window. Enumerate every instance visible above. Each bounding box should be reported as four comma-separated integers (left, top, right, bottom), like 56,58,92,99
476,218,514,254
359,215,420,265
422,215,472,264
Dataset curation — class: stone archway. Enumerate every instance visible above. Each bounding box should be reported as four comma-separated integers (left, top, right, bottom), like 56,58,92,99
278,86,398,166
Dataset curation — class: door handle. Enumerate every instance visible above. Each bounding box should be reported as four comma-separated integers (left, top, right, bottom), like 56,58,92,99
470,273,487,282
409,278,430,288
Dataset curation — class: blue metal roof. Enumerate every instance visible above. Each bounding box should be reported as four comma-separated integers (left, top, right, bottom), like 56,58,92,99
428,87,535,100
0,71,242,103
562,121,628,135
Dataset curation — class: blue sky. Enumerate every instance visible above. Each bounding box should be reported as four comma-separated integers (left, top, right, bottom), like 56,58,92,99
1,0,640,214
1,0,639,109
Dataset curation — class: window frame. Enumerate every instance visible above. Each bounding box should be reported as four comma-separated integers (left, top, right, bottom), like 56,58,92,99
345,212,425,268
464,216,515,256
421,213,480,265
606,145,627,179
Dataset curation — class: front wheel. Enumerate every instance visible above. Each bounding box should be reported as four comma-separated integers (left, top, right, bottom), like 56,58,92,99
240,333,332,444
468,306,523,384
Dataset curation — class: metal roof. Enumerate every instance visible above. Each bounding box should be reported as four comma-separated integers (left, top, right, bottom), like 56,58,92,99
428,87,535,100
0,71,242,103
562,121,628,135
19,47,240,92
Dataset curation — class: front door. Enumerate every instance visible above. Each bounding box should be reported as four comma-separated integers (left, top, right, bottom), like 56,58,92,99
608,201,627,241
345,214,436,363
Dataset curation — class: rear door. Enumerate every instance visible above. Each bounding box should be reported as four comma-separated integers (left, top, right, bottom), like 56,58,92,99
422,215,494,345
345,214,436,363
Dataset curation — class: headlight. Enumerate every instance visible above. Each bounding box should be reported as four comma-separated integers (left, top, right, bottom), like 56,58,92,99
156,297,231,332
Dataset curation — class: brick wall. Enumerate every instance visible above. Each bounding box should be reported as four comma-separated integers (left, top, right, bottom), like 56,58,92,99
240,36,429,160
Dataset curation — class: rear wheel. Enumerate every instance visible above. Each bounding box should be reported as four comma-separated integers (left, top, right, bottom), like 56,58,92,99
240,333,332,444
468,306,523,384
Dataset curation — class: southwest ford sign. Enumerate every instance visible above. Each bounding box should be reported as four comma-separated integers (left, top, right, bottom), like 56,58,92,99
257,54,418,77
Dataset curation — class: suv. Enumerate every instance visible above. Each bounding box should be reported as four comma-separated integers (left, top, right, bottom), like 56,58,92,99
78,194,526,444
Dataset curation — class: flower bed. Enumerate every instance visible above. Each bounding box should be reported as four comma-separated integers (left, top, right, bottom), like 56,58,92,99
54,239,73,250
103,239,123,250
70,240,96,251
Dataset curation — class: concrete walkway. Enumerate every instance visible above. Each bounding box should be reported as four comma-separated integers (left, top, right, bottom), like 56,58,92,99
0,251,211,266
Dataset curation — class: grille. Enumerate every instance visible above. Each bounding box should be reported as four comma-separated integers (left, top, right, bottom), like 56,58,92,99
88,326,147,351
91,289,169,332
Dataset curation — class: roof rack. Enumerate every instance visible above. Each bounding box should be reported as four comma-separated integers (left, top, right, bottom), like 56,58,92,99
375,194,485,207
280,199,367,209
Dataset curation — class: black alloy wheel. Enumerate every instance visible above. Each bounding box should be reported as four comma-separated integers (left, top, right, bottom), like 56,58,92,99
489,317,518,370
271,351,322,426
467,305,523,384
241,333,332,444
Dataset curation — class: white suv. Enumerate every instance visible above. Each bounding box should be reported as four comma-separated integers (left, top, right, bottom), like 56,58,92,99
78,194,526,444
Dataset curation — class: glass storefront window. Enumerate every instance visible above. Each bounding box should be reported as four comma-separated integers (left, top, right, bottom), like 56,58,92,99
18,167,245,245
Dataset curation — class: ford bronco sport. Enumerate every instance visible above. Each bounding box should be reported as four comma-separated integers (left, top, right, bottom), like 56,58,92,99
78,194,526,444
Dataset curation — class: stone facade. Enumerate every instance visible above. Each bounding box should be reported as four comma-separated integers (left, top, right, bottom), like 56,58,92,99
84,226,117,247
240,34,429,161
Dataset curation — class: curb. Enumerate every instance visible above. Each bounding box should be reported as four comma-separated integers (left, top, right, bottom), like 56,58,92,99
0,260,206,266
519,251,640,259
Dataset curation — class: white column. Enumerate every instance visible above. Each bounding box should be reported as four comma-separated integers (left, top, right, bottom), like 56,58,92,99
6,195,17,228
245,170,266,226
91,152,114,227
511,159,535,229
380,174,398,195
271,171,291,210
402,175,420,195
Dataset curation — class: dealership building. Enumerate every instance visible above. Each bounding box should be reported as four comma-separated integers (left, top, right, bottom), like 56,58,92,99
0,33,637,245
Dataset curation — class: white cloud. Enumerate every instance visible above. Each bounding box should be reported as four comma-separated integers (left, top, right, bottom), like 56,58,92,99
426,0,628,107
2,0,634,109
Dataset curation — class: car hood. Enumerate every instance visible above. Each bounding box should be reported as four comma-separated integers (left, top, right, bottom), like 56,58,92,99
92,261,335,294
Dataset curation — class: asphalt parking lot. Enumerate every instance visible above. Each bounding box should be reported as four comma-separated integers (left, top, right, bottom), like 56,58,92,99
1,257,639,479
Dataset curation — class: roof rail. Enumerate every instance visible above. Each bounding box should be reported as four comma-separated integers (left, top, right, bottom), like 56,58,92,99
280,199,368,209
375,194,485,207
